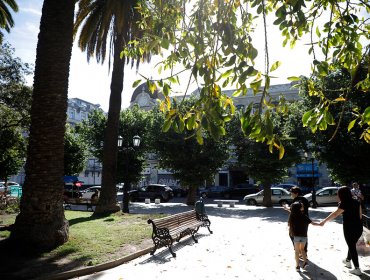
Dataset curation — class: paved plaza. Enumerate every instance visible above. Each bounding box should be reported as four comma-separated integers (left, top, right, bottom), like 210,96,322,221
67,201,370,280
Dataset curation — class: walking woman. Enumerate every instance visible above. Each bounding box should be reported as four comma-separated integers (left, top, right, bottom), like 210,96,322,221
320,186,363,276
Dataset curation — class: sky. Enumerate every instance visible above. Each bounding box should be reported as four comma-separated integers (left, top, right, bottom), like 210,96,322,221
3,0,315,112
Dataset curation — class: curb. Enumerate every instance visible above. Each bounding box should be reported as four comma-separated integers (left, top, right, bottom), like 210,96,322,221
43,246,154,280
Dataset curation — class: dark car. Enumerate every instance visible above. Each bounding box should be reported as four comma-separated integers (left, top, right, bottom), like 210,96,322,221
199,185,230,198
170,186,188,197
224,183,260,198
129,184,174,202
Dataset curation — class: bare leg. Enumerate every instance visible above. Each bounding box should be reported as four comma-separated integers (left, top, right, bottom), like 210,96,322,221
294,243,300,268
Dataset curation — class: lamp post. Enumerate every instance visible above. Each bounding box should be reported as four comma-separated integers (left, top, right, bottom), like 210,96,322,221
118,135,141,213
304,151,317,208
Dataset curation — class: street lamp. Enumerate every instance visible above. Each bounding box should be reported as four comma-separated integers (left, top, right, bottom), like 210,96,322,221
118,135,141,213
304,151,317,208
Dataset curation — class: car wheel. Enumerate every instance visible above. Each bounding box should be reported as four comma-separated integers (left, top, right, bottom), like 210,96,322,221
247,199,257,206
201,193,207,199
223,193,231,199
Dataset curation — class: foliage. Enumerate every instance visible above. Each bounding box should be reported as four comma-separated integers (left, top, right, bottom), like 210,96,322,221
300,65,370,184
64,126,88,176
0,124,25,181
125,0,370,154
75,106,148,186
117,106,149,185
0,0,18,43
0,42,33,130
148,98,230,203
0,42,31,180
229,108,301,206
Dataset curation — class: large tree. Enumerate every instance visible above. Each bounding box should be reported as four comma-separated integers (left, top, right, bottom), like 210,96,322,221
76,106,148,213
74,0,152,215
0,0,18,43
148,99,230,205
10,0,75,249
300,63,370,184
127,0,370,155
230,107,302,207
0,42,31,182
64,126,88,177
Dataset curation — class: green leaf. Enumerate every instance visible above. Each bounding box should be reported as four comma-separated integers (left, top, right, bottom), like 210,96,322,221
163,118,172,132
363,107,370,123
348,119,356,132
279,145,285,160
287,76,300,81
302,110,313,125
132,79,142,88
270,61,282,72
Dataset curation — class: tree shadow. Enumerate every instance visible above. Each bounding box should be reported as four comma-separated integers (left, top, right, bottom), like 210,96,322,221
0,238,89,280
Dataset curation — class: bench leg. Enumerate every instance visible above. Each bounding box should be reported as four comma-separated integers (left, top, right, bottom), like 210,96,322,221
229,202,235,207
168,246,176,258
217,201,223,207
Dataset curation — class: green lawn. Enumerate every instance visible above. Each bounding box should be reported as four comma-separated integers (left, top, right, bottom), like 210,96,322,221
0,210,164,271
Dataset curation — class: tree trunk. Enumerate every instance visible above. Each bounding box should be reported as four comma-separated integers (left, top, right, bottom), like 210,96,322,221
10,0,74,249
186,186,197,206
94,33,125,215
262,181,273,207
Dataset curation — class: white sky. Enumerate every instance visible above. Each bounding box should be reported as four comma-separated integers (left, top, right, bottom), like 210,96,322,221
3,0,315,112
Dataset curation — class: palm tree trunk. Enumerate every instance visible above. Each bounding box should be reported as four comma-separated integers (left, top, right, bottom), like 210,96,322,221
10,0,74,249
94,33,125,215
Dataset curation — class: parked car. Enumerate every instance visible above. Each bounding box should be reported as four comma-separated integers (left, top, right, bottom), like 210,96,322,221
81,186,101,199
128,184,174,202
224,183,259,198
304,186,339,207
198,185,230,198
243,187,293,206
0,181,21,194
170,186,188,197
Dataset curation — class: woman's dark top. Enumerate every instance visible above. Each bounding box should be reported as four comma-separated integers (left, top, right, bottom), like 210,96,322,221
290,214,312,237
338,199,362,230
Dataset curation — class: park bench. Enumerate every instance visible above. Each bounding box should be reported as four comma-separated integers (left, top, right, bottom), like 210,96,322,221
63,198,98,211
214,199,239,207
147,210,213,257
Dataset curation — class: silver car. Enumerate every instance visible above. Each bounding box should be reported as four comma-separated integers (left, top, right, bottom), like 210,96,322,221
243,187,293,206
304,186,339,207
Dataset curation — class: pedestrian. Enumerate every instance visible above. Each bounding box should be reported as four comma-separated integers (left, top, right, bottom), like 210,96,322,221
288,201,321,272
320,186,363,276
283,186,310,254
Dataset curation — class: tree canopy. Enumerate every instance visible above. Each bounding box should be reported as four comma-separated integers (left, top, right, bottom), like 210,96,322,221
148,98,230,205
125,0,370,156
300,63,370,184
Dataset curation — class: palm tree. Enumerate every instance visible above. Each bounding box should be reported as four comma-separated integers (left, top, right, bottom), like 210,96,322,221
10,0,75,249
0,0,18,43
74,0,150,214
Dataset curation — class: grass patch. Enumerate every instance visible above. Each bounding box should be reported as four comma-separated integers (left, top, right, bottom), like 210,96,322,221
1,210,166,270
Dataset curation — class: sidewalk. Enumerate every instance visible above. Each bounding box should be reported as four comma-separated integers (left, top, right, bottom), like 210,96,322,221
70,202,370,280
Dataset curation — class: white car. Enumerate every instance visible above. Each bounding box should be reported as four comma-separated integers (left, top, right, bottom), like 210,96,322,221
81,186,101,199
304,186,339,207
243,187,293,206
